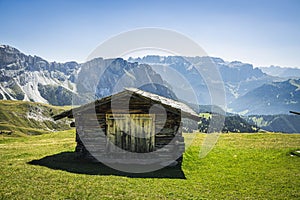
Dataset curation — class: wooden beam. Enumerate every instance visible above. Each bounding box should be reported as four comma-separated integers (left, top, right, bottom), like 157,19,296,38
52,109,73,121
290,111,300,115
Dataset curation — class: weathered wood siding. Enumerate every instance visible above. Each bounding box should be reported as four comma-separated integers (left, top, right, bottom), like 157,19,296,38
106,114,155,153
74,93,185,163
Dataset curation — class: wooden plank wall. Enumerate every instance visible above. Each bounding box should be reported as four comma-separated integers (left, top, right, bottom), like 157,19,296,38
106,113,155,153
74,94,185,163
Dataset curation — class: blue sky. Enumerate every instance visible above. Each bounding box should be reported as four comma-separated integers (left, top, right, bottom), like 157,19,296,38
1,0,300,68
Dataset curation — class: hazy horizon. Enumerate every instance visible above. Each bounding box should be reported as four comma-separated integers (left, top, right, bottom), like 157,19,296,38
2,43,300,70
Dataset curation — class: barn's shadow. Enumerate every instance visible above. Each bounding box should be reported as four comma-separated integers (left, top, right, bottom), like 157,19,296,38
28,152,186,179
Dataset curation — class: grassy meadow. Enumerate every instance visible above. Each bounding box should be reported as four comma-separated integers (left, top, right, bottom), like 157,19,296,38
1,130,299,199
0,100,72,136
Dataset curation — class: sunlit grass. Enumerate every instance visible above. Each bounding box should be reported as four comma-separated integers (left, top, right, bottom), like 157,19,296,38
0,131,299,199
0,100,71,136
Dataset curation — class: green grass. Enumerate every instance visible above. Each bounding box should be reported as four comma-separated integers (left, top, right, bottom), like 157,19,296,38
199,112,212,119
0,131,299,199
0,100,72,136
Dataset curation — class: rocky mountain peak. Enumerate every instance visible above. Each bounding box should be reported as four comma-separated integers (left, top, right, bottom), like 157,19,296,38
1,45,299,115
0,45,25,68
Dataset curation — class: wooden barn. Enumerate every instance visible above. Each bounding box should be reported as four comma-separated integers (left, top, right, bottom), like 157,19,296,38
54,88,199,166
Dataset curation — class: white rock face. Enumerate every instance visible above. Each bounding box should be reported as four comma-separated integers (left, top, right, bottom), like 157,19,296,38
0,45,174,106
0,45,80,105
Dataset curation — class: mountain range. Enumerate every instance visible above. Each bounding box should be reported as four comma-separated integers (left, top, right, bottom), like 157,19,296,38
232,79,300,115
129,56,299,115
0,45,175,106
260,66,300,78
1,45,299,116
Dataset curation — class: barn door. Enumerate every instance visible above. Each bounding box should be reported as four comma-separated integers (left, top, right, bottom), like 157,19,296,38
106,114,155,153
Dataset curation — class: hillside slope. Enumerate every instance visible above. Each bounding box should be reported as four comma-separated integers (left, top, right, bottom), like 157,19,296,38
0,100,72,135
230,79,300,115
197,113,258,133
247,114,300,133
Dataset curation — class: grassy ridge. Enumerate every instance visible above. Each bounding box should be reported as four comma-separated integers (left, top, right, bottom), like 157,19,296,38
1,131,299,199
0,100,72,136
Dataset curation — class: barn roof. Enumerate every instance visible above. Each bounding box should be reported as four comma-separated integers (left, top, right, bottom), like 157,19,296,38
53,88,199,121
